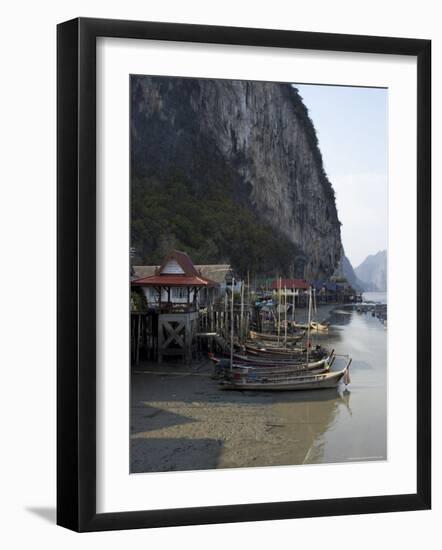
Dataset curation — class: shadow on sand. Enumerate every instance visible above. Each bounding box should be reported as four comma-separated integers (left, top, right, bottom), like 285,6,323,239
130,437,223,473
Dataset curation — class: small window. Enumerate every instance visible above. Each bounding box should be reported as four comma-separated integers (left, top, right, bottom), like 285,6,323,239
171,287,187,299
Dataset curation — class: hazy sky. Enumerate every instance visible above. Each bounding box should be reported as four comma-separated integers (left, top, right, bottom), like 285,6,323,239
295,84,388,268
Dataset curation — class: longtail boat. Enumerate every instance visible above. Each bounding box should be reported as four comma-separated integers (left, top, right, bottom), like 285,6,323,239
311,321,330,332
220,358,352,391
245,340,303,351
249,330,304,342
210,351,334,372
208,348,331,367
244,343,326,359
226,362,331,378
293,321,329,332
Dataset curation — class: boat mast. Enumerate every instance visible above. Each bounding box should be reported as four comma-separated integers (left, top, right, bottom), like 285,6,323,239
224,291,228,338
247,270,250,338
306,286,312,366
240,278,245,344
230,277,235,371
284,286,288,347
313,287,317,317
292,283,296,324
277,277,281,344
312,287,317,345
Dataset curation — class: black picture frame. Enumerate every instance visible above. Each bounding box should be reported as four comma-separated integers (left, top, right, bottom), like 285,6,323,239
57,17,431,532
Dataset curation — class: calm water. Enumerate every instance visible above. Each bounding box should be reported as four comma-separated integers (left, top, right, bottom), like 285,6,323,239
362,291,387,304
277,301,387,465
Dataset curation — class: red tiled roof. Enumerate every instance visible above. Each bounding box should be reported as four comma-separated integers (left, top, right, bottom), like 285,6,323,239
271,278,309,290
131,274,217,287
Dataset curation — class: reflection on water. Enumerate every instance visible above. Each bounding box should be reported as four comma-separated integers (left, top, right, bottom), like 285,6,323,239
276,303,387,464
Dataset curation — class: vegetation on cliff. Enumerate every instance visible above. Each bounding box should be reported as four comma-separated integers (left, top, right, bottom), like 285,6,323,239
131,175,304,277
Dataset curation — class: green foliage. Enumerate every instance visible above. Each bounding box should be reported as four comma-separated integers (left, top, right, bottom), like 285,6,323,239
131,174,304,277
130,288,148,312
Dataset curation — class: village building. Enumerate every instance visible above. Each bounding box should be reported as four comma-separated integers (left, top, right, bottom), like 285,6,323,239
270,277,357,305
270,278,309,299
132,256,236,309
131,250,227,363
311,279,359,303
131,250,225,310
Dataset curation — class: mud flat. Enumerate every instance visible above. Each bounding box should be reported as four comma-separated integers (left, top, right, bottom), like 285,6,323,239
131,307,387,473
130,354,369,473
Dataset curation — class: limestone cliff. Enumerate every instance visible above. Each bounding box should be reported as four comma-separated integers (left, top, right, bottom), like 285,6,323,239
131,76,342,279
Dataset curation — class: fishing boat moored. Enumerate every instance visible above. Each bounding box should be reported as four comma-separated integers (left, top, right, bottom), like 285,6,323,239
249,329,304,342
219,357,352,391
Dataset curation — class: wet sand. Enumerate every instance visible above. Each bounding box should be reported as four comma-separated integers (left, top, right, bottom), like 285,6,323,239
131,361,345,472
130,304,387,473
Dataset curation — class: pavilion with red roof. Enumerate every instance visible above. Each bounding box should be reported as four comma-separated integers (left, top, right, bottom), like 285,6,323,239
131,250,219,310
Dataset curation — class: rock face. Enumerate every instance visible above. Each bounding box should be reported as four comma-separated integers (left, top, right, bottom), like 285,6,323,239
131,76,342,279
355,250,387,292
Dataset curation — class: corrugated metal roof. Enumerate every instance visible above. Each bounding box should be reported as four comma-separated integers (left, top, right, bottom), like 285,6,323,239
196,265,231,284
270,278,309,290
132,266,158,279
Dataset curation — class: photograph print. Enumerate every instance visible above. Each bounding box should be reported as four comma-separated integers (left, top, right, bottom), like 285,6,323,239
129,75,388,474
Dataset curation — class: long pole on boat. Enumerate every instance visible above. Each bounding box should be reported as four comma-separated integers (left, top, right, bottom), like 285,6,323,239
306,286,312,366
224,291,228,337
240,279,245,344
284,286,288,347
312,287,317,344
230,277,235,371
247,270,250,337
292,285,296,323
313,287,317,317
277,277,281,345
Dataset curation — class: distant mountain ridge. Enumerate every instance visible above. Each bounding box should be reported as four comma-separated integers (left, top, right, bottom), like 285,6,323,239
333,248,368,292
355,250,387,292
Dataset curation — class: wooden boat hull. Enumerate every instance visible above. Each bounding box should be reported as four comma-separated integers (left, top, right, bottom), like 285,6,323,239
248,339,302,349
213,357,333,378
220,367,347,391
311,321,329,332
208,348,329,365
244,344,325,360
293,321,329,332
228,366,331,379
213,354,334,376
235,352,310,364
245,345,306,356
249,330,304,342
